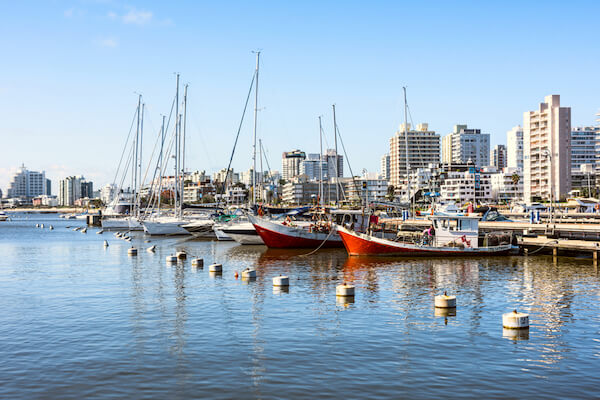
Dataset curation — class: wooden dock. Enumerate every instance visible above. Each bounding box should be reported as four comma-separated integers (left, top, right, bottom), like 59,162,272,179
517,235,600,263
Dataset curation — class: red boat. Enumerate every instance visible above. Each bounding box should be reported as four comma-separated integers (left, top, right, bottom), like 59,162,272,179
249,214,343,249
337,214,514,257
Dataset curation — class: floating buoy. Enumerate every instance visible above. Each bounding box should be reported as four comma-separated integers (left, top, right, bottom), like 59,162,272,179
36,224,40,228
208,263,222,272
103,240,109,247
336,283,355,297
503,310,529,329
242,268,257,279
191,258,203,268
273,275,289,287
434,291,457,308
73,227,80,231
176,251,187,260
49,225,54,230
127,247,138,256
96,230,103,234
144,240,151,243
234,271,239,278
146,245,156,253
81,228,87,233
40,224,44,228
125,237,132,242
66,226,71,229
166,255,178,263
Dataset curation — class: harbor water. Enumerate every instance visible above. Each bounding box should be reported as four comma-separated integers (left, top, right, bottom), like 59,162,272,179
1,213,599,399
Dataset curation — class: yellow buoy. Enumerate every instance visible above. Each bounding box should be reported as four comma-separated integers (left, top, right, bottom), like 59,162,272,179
273,275,289,287
336,283,355,297
434,291,457,308
502,309,529,329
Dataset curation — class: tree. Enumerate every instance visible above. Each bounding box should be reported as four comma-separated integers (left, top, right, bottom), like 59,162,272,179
201,194,215,204
386,185,396,202
511,172,520,200
278,179,287,186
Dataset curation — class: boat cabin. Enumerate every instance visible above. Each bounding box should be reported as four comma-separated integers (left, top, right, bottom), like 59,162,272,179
428,214,480,248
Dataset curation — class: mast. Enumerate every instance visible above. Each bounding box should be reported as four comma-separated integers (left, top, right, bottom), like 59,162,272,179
139,102,145,218
181,84,188,218
134,94,141,217
403,87,412,215
157,115,165,214
319,116,324,206
174,73,180,215
332,104,339,205
252,51,260,206
259,138,264,202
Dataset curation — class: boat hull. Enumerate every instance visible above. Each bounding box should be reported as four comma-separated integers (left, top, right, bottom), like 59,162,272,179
337,226,513,257
249,215,342,249
221,222,264,245
143,220,190,236
102,217,143,231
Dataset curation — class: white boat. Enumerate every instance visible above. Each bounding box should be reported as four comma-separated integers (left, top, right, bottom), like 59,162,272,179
101,216,143,231
213,223,233,241
181,219,216,238
143,217,191,236
221,220,264,245
0,211,8,221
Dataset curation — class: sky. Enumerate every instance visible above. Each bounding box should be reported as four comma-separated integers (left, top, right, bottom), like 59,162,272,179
1,0,599,194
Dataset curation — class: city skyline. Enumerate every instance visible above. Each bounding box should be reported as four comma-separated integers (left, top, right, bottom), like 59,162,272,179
1,1,599,191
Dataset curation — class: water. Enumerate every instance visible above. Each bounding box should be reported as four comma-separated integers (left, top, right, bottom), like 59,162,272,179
1,213,599,399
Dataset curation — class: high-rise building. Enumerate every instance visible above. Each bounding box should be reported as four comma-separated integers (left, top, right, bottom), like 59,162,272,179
300,153,328,181
443,124,490,168
324,149,343,179
523,95,571,201
441,134,453,164
506,125,524,169
491,144,507,169
281,150,306,181
389,123,440,188
6,164,50,201
570,126,599,172
59,176,93,206
380,153,390,181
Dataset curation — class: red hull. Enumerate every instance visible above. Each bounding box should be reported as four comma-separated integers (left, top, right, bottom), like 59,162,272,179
253,224,343,249
338,229,512,257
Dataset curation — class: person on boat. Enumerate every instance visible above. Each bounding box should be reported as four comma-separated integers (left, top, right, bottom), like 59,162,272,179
422,225,435,245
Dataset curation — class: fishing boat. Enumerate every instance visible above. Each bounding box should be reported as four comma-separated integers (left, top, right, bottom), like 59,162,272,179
337,214,513,257
249,214,342,248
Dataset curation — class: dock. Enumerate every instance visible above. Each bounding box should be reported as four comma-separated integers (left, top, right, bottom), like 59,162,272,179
518,235,600,263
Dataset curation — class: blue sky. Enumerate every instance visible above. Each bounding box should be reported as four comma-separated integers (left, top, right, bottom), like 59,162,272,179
1,0,599,193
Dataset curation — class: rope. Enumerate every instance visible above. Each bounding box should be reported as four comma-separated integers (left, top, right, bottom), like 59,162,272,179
524,239,559,255
299,226,337,257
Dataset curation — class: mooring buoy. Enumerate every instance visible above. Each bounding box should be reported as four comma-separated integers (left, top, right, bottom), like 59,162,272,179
434,291,457,308
502,309,529,329
336,283,355,297
273,275,289,287
208,263,222,272
176,251,187,260
242,268,257,279
127,247,138,256
191,258,203,268
103,240,109,247
146,245,156,253
166,255,178,264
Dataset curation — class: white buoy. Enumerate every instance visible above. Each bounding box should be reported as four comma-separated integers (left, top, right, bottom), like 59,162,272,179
144,240,151,243
166,255,178,264
336,283,355,297
176,251,187,260
128,247,138,256
36,224,40,228
73,227,80,231
49,225,54,230
208,263,222,272
434,291,457,308
103,240,109,247
273,275,289,287
81,228,87,233
191,258,203,268
503,310,529,329
146,245,156,253
125,237,132,242
96,230,103,234
115,232,121,237
41,224,44,228
242,268,257,279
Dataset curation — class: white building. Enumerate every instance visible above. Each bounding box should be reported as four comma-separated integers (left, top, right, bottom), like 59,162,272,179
344,173,389,204
442,125,490,168
491,167,523,202
59,176,82,206
300,153,328,181
6,164,51,201
281,150,306,181
490,144,507,169
380,153,390,181
100,184,117,205
440,168,492,204
389,123,440,188
523,95,571,202
506,125,524,169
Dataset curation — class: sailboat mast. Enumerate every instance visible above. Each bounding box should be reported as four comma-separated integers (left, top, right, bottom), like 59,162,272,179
134,94,141,217
181,84,188,218
402,87,410,209
332,104,340,205
319,116,323,206
174,73,180,215
138,102,144,218
259,138,264,202
157,115,165,214
252,51,260,206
